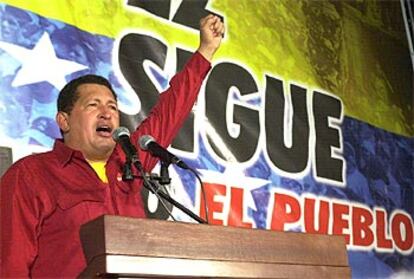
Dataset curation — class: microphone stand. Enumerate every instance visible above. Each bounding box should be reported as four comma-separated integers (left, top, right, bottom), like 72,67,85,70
130,158,207,224
159,161,171,185
122,158,134,181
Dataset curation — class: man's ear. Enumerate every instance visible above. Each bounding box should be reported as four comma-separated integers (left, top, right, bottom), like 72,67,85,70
56,112,70,133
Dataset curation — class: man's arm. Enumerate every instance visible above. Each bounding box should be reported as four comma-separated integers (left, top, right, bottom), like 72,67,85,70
129,15,224,170
0,163,43,277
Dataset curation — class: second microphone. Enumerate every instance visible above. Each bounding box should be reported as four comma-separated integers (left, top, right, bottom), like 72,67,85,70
139,135,189,169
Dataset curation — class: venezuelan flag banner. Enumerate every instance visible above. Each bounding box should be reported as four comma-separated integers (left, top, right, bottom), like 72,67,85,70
0,1,412,278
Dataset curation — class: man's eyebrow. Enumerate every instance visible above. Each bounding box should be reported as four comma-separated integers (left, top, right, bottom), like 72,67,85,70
85,98,117,104
107,100,118,106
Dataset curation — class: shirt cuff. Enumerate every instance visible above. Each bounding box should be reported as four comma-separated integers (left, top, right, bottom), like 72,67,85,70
188,51,212,79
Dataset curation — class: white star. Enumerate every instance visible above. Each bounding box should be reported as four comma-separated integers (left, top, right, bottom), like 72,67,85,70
0,32,88,89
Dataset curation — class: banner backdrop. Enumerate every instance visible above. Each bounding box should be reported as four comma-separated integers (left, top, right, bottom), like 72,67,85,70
0,1,413,278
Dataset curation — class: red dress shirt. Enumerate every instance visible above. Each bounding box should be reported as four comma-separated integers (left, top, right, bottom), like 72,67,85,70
0,52,210,278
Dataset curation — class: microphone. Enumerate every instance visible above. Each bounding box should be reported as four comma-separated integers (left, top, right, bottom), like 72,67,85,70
139,135,189,169
112,127,138,161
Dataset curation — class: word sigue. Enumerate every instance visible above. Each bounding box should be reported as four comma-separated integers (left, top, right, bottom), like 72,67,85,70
117,36,345,187
197,183,413,255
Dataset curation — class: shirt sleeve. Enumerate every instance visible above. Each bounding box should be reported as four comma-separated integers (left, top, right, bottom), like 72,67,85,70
0,162,44,277
130,51,211,172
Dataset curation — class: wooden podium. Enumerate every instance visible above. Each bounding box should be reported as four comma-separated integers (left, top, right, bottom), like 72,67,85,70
79,215,350,278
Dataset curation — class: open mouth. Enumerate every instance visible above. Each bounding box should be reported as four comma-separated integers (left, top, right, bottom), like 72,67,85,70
96,125,112,137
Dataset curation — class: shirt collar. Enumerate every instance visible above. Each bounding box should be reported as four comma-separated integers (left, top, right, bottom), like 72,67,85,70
53,139,84,166
53,140,137,193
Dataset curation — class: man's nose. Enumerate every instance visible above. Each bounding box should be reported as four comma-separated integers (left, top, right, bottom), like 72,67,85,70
99,106,111,119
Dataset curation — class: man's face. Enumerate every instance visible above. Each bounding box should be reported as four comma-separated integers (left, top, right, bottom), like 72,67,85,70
58,83,119,161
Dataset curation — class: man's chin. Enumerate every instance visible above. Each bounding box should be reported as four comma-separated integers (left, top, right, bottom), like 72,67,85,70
94,140,116,154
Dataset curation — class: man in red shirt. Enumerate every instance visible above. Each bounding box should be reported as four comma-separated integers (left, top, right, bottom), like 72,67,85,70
0,14,224,277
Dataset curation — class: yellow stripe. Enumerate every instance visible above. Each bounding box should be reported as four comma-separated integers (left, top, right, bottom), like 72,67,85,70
1,1,199,47
3,0,412,136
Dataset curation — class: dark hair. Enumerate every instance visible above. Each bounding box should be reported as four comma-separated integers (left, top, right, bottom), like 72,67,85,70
57,74,117,114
